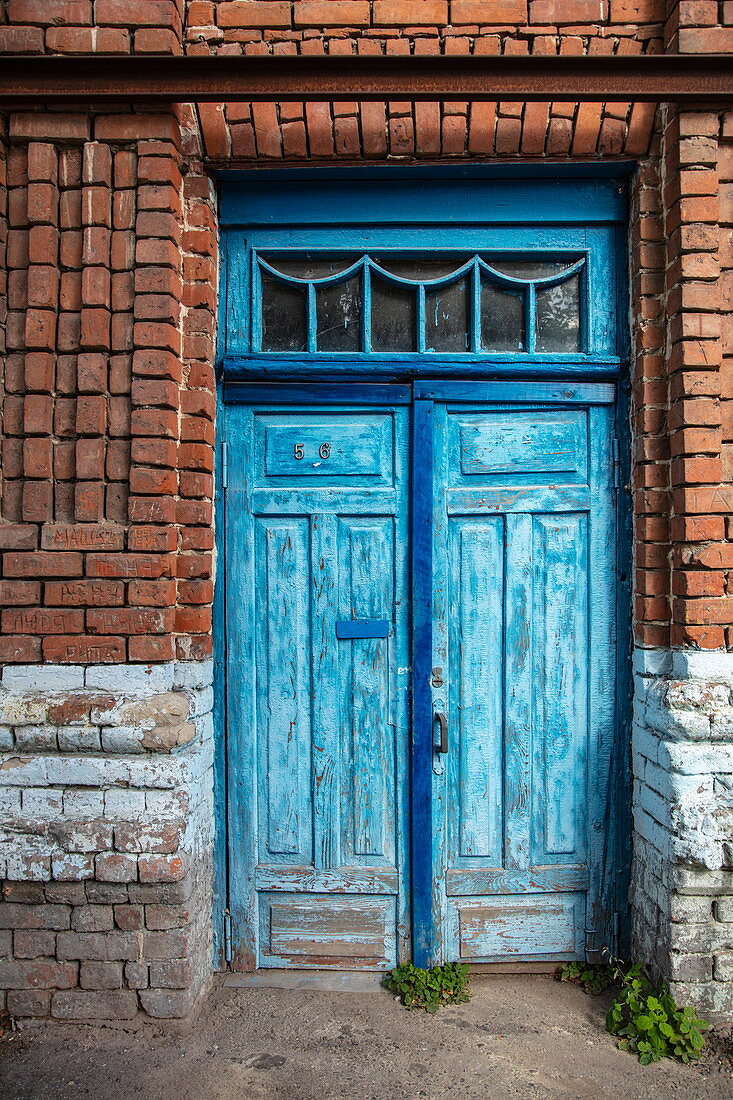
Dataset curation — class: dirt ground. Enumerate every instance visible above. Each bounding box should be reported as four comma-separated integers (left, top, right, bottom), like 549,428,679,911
1,974,732,1100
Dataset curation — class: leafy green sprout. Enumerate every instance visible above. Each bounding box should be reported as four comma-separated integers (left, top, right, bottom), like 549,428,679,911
384,961,471,1013
559,960,707,1065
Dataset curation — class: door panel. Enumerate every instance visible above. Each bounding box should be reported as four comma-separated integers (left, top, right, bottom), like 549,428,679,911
431,397,616,964
226,399,410,970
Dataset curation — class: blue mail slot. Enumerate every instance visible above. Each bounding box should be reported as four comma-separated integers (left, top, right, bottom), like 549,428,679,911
335,620,391,640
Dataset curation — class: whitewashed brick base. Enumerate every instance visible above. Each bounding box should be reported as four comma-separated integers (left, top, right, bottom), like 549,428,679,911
632,647,733,1024
3,649,733,1024
0,661,214,1022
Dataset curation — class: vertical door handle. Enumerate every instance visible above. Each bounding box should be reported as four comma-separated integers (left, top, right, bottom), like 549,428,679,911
434,711,448,753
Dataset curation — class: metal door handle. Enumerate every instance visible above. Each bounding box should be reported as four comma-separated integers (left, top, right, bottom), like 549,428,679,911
435,711,448,753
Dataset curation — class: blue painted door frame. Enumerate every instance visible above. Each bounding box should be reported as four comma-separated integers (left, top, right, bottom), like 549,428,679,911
215,170,631,970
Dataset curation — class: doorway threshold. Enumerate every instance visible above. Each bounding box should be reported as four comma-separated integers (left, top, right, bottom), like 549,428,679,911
222,969,386,993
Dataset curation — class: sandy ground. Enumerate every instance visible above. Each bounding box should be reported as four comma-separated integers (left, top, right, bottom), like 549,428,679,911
1,974,732,1100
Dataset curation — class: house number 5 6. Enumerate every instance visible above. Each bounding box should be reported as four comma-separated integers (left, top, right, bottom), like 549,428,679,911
293,442,331,460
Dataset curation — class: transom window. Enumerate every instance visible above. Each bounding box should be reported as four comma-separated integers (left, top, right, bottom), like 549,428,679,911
256,253,584,355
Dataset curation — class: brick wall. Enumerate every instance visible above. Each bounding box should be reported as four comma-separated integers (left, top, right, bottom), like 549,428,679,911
186,0,662,161
2,0,733,1027
631,649,733,1024
0,0,185,54
0,110,217,667
0,660,214,1021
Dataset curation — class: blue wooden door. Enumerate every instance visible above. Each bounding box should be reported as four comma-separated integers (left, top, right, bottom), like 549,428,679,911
225,387,411,970
413,381,618,966
225,382,618,970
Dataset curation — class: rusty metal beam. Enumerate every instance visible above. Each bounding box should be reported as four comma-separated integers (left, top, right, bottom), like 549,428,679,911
0,54,732,104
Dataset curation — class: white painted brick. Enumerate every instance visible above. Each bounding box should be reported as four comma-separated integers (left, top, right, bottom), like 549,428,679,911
714,953,733,981
672,649,733,686
5,851,51,881
672,867,733,895
14,725,58,752
103,789,146,820
714,898,733,923
173,660,213,691
638,782,670,828
51,853,95,881
668,953,713,982
62,789,105,818
100,727,145,754
645,699,711,740
1,665,85,692
193,712,213,742
633,806,672,857
44,756,131,788
57,726,102,753
84,663,174,694
0,727,13,750
632,695,647,728
710,707,733,741
667,920,718,955
632,720,661,764
145,789,187,815
671,829,723,873
0,694,49,727
659,741,733,776
667,679,731,713
0,787,22,814
633,646,672,678
21,788,64,818
631,750,647,783
123,759,182,789
642,758,672,799
187,686,214,718
669,894,713,923
0,755,48,785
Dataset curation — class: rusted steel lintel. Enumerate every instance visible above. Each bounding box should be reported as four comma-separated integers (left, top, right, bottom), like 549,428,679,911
0,54,732,103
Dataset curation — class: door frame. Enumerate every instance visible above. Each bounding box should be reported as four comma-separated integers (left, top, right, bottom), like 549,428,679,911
213,168,633,969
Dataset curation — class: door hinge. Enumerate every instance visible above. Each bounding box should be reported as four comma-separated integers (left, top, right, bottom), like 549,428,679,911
612,438,620,488
224,909,233,963
221,442,228,489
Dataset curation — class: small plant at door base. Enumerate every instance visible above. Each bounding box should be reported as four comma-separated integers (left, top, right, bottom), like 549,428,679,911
558,961,617,995
606,964,707,1065
384,961,471,1013
560,960,708,1064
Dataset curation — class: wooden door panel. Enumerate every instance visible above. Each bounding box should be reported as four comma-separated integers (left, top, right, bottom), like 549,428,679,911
452,894,585,960
530,512,588,865
259,894,397,968
226,400,410,970
255,516,313,865
434,399,616,964
448,516,504,867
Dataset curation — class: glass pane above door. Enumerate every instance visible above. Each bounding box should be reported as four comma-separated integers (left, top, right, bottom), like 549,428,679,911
257,253,585,355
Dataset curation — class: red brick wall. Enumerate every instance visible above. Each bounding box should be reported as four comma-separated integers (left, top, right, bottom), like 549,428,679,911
661,109,733,650
630,0,733,650
186,0,663,161
1,0,733,659
0,108,217,664
0,0,184,54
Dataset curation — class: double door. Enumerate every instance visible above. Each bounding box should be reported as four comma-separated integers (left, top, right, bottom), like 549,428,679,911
224,381,619,970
